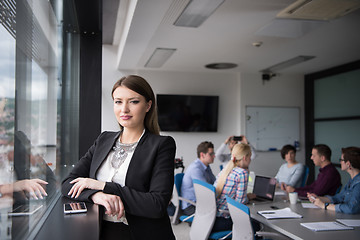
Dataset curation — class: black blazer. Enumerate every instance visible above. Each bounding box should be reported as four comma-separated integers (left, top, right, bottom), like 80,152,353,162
61,130,176,239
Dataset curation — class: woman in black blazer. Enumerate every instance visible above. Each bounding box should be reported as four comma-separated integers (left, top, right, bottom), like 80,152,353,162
61,75,176,240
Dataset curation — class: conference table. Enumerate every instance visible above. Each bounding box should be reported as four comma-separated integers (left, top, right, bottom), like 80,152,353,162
248,193,360,240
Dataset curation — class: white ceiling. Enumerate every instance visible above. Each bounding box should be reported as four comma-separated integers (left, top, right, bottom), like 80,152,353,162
104,0,360,75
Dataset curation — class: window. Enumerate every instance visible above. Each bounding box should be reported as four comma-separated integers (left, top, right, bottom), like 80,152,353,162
0,0,80,238
305,60,360,186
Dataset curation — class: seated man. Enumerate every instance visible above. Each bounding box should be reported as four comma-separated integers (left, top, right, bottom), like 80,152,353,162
181,141,216,215
285,144,341,198
308,146,360,214
215,135,256,165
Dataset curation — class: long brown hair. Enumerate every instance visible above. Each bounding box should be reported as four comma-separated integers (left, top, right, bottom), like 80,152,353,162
111,75,160,135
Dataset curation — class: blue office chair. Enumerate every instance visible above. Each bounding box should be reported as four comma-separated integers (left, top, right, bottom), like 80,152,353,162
190,179,232,240
171,173,195,224
301,165,309,187
336,184,342,194
226,196,287,240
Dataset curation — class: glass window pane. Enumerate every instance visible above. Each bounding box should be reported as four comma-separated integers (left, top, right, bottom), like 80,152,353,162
314,69,360,119
0,0,78,238
0,13,16,189
314,119,360,164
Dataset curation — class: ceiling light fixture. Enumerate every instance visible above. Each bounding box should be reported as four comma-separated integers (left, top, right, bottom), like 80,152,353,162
260,55,315,84
144,48,176,68
174,0,225,28
252,41,263,47
205,63,238,70
261,55,315,73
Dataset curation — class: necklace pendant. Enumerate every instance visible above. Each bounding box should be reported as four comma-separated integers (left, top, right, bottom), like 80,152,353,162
111,138,139,169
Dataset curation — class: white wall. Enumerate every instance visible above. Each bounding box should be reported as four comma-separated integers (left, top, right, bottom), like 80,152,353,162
240,72,305,177
102,45,131,131
102,45,305,177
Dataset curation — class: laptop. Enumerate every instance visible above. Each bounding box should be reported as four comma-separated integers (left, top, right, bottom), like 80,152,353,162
250,175,276,203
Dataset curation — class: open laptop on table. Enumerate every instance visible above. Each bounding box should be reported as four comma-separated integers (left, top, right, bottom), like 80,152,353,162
249,175,276,203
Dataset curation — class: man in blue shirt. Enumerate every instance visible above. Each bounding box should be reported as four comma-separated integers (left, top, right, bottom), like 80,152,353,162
181,141,216,215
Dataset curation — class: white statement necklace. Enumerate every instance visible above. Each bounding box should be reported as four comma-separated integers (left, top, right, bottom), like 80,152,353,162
111,138,138,169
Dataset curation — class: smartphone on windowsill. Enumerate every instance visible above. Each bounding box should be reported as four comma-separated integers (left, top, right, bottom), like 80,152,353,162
64,202,87,214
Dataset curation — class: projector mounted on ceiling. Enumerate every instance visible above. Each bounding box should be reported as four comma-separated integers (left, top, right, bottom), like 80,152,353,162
277,0,360,21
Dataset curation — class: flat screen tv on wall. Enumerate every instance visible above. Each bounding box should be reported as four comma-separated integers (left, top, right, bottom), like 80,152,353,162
156,94,219,132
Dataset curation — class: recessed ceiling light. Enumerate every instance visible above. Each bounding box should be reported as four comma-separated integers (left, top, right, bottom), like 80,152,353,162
174,0,225,28
145,48,176,68
260,55,315,73
205,63,238,69
252,41,263,47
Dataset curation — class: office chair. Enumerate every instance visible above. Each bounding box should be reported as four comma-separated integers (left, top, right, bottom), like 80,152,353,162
190,179,232,240
301,166,309,187
171,173,196,224
226,196,288,240
336,184,342,194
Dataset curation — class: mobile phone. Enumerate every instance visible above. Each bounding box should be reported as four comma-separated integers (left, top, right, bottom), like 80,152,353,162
233,136,243,141
64,202,87,214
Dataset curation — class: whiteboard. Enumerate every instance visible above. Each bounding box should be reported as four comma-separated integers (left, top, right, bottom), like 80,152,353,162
246,106,300,151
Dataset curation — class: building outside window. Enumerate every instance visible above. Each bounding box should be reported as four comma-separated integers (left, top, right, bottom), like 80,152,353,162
0,0,81,239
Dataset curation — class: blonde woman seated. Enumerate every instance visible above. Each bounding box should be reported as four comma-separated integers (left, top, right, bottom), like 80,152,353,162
212,143,257,232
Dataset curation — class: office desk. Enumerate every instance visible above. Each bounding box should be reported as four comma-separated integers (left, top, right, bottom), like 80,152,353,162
34,197,100,240
249,196,360,240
